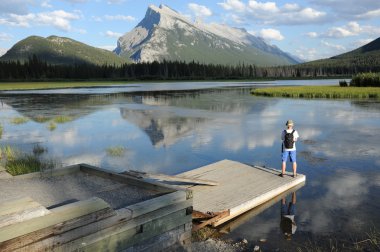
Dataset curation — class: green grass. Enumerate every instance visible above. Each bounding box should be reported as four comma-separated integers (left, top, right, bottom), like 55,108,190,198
34,115,51,123
10,117,29,124
0,81,132,91
53,115,73,124
106,146,126,157
1,144,56,175
251,85,380,99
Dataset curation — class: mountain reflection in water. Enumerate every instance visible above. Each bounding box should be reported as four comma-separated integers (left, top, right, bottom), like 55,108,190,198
0,83,379,249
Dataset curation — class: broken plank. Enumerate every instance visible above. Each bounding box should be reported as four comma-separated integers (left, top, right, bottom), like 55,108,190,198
126,170,219,186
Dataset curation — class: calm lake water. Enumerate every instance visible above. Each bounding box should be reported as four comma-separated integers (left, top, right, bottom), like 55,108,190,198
1,79,379,249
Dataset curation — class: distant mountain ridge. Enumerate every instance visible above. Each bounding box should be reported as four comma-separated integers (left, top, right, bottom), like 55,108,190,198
114,4,300,66
0,35,129,66
300,37,380,69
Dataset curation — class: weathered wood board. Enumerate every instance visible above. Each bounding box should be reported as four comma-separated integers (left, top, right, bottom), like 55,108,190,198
178,159,306,226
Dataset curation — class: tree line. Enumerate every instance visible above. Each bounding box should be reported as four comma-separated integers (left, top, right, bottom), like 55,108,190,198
1,55,380,81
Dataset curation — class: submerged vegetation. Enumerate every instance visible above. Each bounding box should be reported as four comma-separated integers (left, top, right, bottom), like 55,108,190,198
47,122,57,131
10,117,29,125
252,85,380,99
0,144,57,176
53,115,73,124
106,146,126,157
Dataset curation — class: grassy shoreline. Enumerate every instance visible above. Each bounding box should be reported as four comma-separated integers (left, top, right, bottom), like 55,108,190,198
252,85,380,99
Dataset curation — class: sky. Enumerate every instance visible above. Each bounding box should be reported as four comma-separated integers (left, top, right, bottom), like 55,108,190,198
0,0,380,61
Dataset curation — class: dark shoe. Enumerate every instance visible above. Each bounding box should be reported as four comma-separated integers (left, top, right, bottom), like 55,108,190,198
279,173,284,177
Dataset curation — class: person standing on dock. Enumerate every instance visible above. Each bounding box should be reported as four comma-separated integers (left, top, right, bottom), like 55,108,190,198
280,120,299,178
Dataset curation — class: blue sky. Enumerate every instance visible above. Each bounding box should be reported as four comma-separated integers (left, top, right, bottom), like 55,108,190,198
1,0,380,61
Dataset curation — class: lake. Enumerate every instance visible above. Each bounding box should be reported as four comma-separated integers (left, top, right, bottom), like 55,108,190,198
1,79,379,250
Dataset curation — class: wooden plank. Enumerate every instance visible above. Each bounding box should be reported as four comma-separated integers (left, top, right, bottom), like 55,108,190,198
124,223,191,252
0,197,50,228
192,210,229,232
78,209,192,252
126,190,187,218
19,199,192,252
0,197,114,251
79,164,175,194
125,170,219,186
52,200,192,252
178,159,306,226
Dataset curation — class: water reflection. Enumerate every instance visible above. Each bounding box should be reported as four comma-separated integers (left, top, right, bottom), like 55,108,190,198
0,83,380,245
280,192,297,240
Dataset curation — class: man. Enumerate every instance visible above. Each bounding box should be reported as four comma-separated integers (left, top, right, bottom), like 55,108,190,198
280,119,299,178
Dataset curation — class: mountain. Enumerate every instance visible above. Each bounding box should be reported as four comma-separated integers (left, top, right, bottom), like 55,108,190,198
301,37,380,68
114,4,300,66
0,35,129,66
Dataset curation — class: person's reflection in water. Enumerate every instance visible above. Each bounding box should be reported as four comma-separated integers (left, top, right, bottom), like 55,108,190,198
280,191,297,240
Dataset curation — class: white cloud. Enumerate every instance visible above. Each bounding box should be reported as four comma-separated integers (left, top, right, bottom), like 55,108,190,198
104,30,123,38
41,0,53,8
219,0,327,25
188,3,213,18
312,0,380,19
97,45,116,51
104,14,135,22
106,0,125,4
0,10,80,31
248,0,279,13
0,48,8,57
321,40,346,51
218,0,246,12
306,32,318,38
357,8,380,19
352,38,374,48
259,28,284,41
0,32,13,41
283,3,300,11
311,22,380,39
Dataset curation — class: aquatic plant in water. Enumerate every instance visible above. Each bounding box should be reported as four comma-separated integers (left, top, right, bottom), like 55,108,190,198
48,122,57,131
10,117,29,125
53,115,73,124
0,124,3,139
106,146,126,157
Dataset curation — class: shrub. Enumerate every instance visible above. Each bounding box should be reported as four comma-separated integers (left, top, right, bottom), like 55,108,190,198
350,72,380,87
339,80,348,87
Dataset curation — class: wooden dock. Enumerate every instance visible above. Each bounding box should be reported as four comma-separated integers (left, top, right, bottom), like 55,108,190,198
178,159,306,229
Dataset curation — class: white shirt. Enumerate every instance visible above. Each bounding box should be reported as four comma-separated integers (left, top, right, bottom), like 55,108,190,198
281,129,299,151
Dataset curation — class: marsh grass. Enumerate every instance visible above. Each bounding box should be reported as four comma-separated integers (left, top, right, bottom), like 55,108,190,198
252,86,380,99
106,146,126,157
53,115,73,124
48,122,57,131
35,115,50,123
11,117,29,125
0,124,3,139
1,144,57,176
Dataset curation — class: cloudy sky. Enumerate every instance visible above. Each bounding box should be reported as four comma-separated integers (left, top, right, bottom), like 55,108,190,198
1,0,380,61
